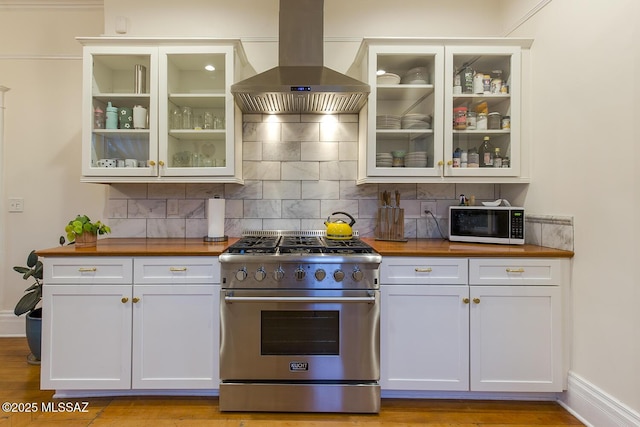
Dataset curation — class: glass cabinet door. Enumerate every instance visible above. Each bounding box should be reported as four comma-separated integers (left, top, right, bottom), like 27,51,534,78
82,46,158,177
444,46,521,177
158,46,234,177
367,45,444,178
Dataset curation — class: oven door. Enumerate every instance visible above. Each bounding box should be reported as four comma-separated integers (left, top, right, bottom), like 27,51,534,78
220,289,379,382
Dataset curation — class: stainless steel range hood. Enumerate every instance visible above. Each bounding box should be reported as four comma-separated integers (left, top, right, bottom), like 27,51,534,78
231,0,369,114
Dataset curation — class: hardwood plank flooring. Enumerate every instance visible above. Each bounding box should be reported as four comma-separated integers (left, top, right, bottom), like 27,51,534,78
0,338,584,426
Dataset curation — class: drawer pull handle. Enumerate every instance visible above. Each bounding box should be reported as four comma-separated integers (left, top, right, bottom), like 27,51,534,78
473,298,481,304
506,268,525,273
132,297,140,303
79,267,97,272
170,267,188,272
463,298,470,304
415,267,433,273
121,297,129,304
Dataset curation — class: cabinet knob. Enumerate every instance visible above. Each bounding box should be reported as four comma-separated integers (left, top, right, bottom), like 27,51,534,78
132,297,140,303
159,160,165,167
121,297,129,303
148,160,156,166
473,297,481,304
447,160,453,166
437,160,444,166
463,298,470,304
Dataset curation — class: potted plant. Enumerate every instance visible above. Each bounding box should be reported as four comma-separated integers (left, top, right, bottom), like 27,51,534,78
14,249,44,364
65,214,111,248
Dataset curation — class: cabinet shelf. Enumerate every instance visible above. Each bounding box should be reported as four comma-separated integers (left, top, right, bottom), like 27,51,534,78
169,129,226,141
377,84,434,100
169,93,226,109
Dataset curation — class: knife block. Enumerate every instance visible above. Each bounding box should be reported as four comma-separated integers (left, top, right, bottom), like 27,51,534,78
375,207,407,241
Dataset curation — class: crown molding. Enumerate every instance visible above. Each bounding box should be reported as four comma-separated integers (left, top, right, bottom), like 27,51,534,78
0,0,102,9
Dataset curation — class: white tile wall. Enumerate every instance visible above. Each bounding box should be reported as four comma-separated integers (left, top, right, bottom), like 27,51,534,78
105,113,573,250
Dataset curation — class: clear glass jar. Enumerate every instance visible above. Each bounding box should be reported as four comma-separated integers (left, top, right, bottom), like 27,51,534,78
181,106,192,129
453,107,467,130
171,107,182,130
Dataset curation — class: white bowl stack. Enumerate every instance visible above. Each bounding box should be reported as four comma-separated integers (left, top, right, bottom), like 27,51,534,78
376,153,393,167
401,113,432,129
402,67,429,84
404,151,428,167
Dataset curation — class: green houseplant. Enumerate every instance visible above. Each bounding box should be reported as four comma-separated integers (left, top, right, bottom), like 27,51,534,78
65,214,111,247
14,249,44,364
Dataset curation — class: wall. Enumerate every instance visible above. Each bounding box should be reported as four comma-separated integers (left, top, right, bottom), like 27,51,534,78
106,113,502,240
0,1,105,334
506,0,640,421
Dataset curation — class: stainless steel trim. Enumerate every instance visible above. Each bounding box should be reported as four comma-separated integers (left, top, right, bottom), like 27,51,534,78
240,229,359,237
219,382,380,413
224,295,376,304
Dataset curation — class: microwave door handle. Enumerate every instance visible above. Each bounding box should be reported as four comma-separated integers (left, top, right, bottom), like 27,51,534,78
224,295,376,304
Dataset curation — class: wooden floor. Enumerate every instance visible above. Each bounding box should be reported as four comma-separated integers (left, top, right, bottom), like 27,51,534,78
0,337,584,427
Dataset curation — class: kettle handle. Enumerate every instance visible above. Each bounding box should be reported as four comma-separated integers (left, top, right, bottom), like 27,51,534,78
330,211,356,227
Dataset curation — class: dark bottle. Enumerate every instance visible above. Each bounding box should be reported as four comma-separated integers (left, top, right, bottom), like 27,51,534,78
478,136,494,168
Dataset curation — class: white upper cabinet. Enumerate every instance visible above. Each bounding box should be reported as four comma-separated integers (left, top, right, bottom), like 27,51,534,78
351,38,532,184
79,38,247,183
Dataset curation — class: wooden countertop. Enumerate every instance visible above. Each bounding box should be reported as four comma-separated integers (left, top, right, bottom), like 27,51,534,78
37,237,573,258
362,238,574,258
36,238,239,257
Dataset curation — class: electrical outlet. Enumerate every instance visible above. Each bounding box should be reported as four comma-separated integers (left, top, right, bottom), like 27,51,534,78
9,198,24,212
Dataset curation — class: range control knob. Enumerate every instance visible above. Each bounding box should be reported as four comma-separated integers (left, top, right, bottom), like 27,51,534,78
315,269,326,281
235,268,248,281
273,267,285,281
255,267,266,281
352,267,364,282
294,266,306,281
333,269,345,282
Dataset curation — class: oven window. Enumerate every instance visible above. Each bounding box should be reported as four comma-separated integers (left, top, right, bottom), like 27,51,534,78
261,310,339,355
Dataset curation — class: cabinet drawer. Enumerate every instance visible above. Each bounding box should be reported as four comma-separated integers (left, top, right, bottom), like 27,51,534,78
469,258,562,286
381,257,468,285
44,257,133,284
134,257,220,284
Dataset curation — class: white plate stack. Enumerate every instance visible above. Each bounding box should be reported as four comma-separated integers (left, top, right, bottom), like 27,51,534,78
377,115,401,129
376,153,393,167
404,151,428,167
401,113,432,129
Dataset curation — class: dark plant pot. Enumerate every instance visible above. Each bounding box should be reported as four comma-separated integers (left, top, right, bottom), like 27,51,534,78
26,307,42,365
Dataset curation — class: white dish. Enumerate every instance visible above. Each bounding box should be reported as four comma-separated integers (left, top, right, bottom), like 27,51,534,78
377,73,401,85
482,199,503,207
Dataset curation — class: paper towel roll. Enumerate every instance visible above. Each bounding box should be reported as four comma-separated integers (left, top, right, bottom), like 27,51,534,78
207,197,225,238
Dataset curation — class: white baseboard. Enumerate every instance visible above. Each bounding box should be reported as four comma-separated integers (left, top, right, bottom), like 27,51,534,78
559,371,640,427
0,310,25,336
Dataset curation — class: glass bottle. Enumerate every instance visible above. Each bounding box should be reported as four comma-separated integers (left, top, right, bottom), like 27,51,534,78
478,136,494,168
493,147,502,168
453,147,462,168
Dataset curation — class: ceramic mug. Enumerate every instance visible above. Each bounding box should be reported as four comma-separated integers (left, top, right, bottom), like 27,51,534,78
125,159,137,168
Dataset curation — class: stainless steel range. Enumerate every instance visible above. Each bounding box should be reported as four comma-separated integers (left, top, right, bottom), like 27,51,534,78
218,231,381,413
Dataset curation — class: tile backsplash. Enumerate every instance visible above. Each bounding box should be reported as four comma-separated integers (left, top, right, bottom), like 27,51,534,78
105,113,573,250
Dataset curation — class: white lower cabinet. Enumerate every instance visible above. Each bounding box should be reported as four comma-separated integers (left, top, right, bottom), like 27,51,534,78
41,256,220,391
380,257,565,393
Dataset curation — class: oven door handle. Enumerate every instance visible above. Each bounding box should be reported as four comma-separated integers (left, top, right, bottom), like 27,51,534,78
224,295,376,304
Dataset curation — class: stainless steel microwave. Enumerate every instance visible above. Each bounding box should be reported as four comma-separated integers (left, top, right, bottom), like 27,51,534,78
449,206,525,245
